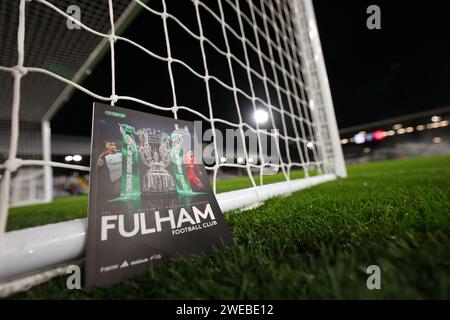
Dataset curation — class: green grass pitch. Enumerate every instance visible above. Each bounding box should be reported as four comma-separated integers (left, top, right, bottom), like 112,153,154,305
6,155,450,299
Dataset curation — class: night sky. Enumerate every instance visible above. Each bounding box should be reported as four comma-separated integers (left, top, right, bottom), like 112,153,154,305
314,0,450,128
52,0,450,136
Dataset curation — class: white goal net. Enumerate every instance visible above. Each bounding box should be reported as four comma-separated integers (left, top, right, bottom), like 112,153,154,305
0,0,345,296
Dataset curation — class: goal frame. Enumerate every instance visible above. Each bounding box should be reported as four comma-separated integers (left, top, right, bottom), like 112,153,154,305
0,0,346,297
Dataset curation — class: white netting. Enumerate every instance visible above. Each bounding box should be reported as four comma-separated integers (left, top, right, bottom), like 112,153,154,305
0,0,342,232
0,120,46,207
0,0,345,294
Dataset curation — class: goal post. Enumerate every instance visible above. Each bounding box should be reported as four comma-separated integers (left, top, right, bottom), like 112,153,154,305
41,120,53,203
293,0,346,178
0,0,346,296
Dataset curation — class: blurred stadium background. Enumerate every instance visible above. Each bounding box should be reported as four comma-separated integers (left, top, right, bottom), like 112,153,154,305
6,107,448,198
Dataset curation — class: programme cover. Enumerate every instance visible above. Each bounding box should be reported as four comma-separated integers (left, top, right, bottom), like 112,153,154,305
85,102,234,287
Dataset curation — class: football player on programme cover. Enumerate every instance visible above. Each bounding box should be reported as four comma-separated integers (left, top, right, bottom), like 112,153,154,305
97,140,122,196
183,150,204,192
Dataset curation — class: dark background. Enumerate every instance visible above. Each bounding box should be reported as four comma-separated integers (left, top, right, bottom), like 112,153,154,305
314,0,450,128
51,0,450,135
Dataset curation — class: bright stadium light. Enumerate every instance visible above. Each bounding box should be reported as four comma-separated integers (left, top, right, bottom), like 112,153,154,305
64,155,73,162
433,137,442,144
416,125,425,131
220,157,227,163
73,155,82,162
429,122,440,129
431,116,441,123
306,141,314,149
354,133,366,144
254,109,268,124
237,157,244,164
405,127,414,133
248,157,254,163
393,123,402,130
373,130,385,141
386,130,396,136
341,138,349,145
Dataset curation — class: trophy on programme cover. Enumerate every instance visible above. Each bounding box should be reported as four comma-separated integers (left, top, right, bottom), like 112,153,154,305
136,128,175,193
107,123,141,202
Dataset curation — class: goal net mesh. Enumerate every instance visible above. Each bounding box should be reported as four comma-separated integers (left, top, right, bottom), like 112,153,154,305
0,120,45,207
0,0,342,230
0,0,346,296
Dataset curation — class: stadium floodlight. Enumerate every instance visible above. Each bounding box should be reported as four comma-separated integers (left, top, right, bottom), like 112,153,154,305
431,116,441,123
254,109,269,124
373,130,385,141
0,0,347,296
72,155,82,162
416,125,425,131
64,155,73,162
354,133,366,144
386,130,396,136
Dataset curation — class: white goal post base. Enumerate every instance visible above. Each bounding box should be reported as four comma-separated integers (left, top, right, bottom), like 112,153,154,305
0,174,336,297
